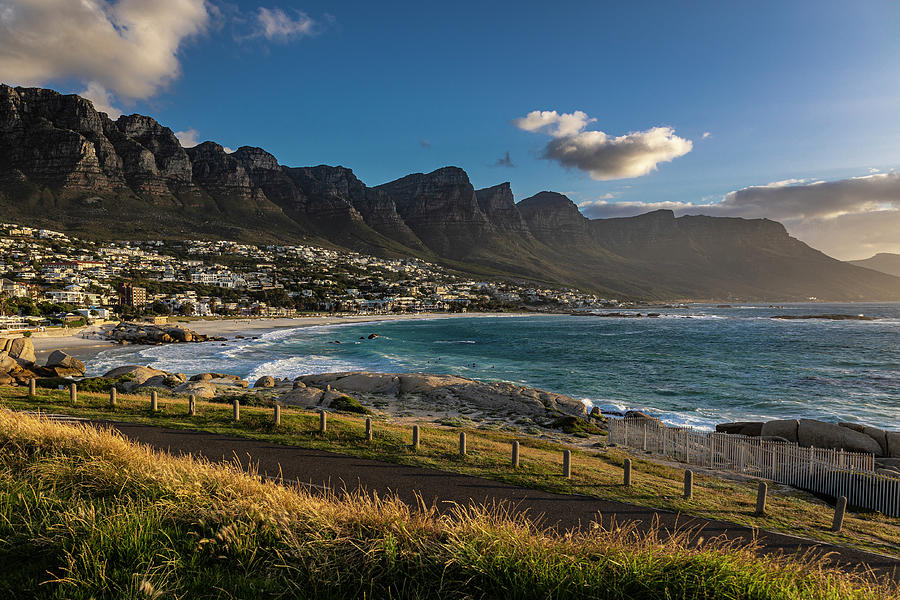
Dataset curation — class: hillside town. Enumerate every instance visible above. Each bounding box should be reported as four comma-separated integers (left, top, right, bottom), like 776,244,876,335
0,222,611,331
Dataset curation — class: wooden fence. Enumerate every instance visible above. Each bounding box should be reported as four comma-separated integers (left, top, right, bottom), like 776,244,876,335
608,417,900,517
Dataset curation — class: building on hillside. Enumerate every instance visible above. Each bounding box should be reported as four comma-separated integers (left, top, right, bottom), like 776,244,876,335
118,283,147,308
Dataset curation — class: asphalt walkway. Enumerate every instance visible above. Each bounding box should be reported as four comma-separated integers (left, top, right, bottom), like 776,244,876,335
99,420,899,581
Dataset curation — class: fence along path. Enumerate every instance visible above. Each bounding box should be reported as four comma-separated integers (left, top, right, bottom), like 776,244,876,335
608,417,900,517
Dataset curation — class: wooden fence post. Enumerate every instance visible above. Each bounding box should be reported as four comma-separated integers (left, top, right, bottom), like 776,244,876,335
511,441,520,468
563,449,572,479
459,431,467,456
365,417,372,441
832,496,847,532
412,425,420,451
151,391,158,412
188,394,196,416
69,383,77,403
28,378,36,398
683,470,693,500
623,458,632,487
319,410,327,433
274,404,281,425
109,387,116,407
233,398,240,421
755,481,768,516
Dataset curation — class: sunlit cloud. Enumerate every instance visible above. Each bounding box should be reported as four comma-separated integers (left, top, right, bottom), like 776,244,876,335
515,109,693,180
0,0,210,115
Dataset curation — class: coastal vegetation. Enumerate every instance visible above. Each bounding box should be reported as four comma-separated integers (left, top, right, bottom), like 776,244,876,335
1,384,898,562
1,409,896,599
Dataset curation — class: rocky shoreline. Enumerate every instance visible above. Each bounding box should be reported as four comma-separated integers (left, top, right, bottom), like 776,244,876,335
716,419,900,477
103,322,225,345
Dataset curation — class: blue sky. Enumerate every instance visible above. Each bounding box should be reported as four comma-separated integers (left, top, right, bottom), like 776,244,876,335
2,0,900,259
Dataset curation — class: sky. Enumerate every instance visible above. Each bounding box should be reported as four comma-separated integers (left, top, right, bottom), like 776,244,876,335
1,0,899,260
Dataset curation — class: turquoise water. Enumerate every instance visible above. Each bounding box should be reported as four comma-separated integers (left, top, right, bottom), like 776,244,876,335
89,304,900,430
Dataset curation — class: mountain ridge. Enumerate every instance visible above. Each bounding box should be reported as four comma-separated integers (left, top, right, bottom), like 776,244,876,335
1,84,899,302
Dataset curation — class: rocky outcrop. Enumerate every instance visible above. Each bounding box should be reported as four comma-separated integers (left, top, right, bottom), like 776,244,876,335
797,419,882,455
296,371,588,418
104,323,222,345
103,365,169,384
44,350,86,377
719,417,900,458
254,376,275,388
517,191,591,243
760,419,800,443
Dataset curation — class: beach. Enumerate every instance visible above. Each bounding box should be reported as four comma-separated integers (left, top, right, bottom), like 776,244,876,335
24,312,526,364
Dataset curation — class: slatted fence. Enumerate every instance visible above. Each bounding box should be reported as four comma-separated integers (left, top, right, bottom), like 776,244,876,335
608,417,900,517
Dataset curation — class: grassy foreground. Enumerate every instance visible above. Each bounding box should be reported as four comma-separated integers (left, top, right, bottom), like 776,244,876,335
1,410,897,599
2,385,900,562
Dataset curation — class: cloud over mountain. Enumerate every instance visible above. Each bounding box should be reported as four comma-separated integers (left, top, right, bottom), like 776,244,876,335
515,110,693,180
579,172,900,260
0,0,210,115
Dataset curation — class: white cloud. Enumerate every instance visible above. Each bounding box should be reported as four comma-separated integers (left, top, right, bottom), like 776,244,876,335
0,0,209,114
255,7,316,41
174,128,201,147
222,146,235,153
702,131,711,139
514,110,596,138
515,109,693,180
579,172,900,260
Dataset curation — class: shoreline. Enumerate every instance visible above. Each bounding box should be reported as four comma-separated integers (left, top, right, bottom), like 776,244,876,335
30,312,535,365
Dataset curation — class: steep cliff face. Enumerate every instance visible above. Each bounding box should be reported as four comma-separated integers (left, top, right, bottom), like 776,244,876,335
0,85,127,196
474,182,531,235
376,167,493,258
517,191,591,242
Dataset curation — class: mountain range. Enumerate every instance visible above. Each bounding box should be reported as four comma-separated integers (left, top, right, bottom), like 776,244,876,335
2,84,899,301
848,253,900,278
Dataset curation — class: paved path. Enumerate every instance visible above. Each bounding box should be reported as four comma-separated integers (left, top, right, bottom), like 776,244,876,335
99,420,899,581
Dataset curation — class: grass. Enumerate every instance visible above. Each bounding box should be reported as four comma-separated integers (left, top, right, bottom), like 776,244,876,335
2,384,899,563
1,410,896,599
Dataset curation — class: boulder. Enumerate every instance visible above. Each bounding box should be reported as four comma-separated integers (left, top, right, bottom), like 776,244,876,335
279,386,325,407
190,373,214,382
716,421,764,436
45,350,86,376
887,432,900,458
174,381,217,399
254,376,275,388
103,365,168,385
797,419,882,454
0,351,17,372
0,372,14,385
8,337,35,366
760,419,799,443
624,410,661,424
839,422,888,456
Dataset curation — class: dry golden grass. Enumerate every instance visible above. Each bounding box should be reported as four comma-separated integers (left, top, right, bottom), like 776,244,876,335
1,409,897,599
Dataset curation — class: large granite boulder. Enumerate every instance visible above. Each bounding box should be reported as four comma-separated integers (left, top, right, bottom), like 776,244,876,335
716,421,764,436
298,371,587,418
254,376,275,388
797,419,883,455
887,432,900,458
279,385,325,407
174,381,217,399
0,351,17,373
760,419,800,443
839,422,888,456
103,365,168,384
45,350,86,377
8,337,35,366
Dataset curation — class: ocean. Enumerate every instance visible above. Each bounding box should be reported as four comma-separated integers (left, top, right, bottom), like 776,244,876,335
87,303,900,431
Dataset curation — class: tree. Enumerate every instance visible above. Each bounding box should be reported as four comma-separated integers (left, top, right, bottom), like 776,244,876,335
179,302,195,316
